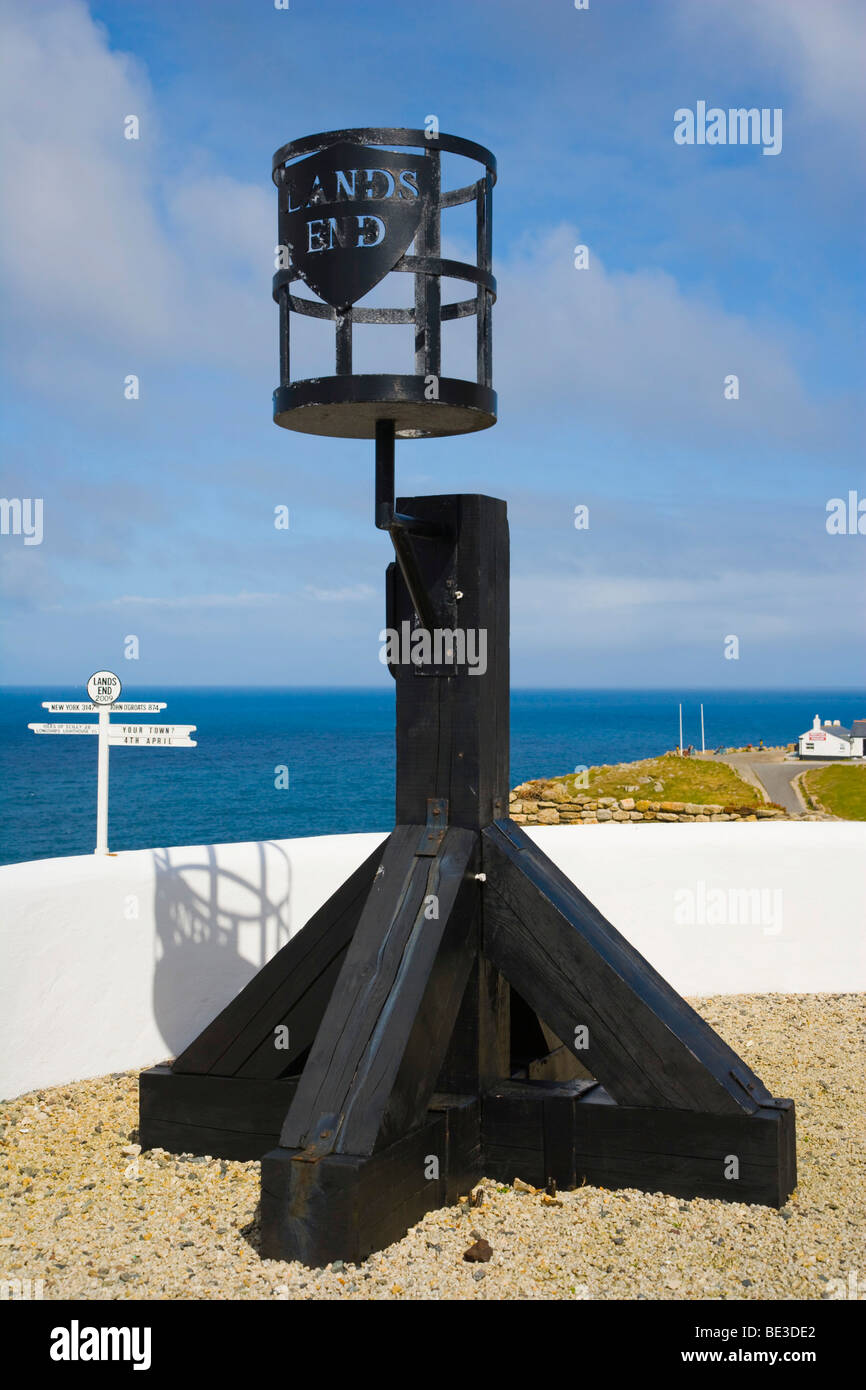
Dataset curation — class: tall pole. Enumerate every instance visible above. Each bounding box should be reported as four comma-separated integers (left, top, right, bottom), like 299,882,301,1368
95,706,110,854
678,702,683,755
700,702,705,755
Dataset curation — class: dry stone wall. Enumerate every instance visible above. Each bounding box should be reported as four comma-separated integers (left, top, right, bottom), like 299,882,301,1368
509,783,824,825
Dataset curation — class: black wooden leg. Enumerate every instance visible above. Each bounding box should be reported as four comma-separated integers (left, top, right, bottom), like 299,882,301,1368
478,819,796,1208
261,1099,481,1267
481,818,773,1115
436,955,510,1094
482,1080,796,1206
260,822,483,1263
139,841,388,1158
279,822,480,1157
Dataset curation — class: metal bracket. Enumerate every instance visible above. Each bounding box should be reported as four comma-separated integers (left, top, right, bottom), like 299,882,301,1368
375,420,462,666
292,1111,342,1163
728,1067,765,1110
417,798,449,855
493,817,526,850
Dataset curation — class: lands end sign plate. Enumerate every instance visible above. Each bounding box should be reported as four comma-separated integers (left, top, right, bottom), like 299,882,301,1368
281,141,432,308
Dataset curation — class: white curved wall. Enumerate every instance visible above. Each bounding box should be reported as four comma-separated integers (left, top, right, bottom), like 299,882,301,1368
532,822,866,995
0,834,385,1102
1,822,863,1100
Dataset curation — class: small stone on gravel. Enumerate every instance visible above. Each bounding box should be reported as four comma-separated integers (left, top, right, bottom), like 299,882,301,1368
463,1238,493,1263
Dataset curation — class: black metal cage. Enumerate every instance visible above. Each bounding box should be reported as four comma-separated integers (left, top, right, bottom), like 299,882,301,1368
271,126,497,439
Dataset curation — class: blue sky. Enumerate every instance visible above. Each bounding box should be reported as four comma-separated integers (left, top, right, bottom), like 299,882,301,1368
1,0,863,688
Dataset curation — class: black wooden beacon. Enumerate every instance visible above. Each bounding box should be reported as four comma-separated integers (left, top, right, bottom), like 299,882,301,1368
140,128,796,1267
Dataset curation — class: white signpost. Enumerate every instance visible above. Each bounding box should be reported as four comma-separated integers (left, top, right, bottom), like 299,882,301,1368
28,671,197,855
41,702,168,713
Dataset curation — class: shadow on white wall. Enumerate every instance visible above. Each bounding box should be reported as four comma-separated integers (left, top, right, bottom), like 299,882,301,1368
151,841,292,1054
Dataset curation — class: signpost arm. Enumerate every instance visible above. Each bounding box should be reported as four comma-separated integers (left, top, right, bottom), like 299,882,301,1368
95,706,110,854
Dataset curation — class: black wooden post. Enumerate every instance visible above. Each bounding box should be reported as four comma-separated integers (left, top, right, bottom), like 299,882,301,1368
391,494,510,829
139,128,796,1266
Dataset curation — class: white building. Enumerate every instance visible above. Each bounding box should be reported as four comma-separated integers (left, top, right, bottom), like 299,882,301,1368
798,715,860,759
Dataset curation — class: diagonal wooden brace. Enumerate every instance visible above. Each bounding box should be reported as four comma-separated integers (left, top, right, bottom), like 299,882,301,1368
481,818,774,1115
279,822,479,1158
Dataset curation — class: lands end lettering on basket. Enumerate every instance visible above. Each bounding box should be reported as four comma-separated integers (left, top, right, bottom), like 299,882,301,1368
280,141,433,307
288,168,420,236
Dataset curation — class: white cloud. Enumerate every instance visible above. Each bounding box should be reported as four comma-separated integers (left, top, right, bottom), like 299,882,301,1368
512,565,860,650
0,0,270,385
674,0,866,125
99,591,283,610
0,0,839,454
493,227,829,449
304,584,377,603
40,586,378,613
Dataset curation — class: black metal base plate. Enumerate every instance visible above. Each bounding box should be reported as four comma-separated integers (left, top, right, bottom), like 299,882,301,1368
273,375,497,438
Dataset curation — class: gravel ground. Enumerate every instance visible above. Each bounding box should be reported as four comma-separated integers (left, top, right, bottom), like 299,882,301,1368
2,994,863,1301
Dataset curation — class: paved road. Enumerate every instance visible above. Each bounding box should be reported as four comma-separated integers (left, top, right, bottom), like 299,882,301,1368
750,762,809,813
718,754,834,814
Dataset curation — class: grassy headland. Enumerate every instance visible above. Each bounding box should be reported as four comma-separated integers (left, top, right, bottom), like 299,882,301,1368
800,764,866,820
516,753,769,809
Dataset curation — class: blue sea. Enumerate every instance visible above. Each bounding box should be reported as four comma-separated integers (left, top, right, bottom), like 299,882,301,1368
1,687,863,867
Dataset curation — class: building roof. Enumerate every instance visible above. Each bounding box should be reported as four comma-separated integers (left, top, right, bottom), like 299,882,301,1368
801,724,851,742
850,720,866,738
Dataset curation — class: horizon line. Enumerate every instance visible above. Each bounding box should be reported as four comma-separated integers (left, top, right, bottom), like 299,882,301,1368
2,684,864,694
